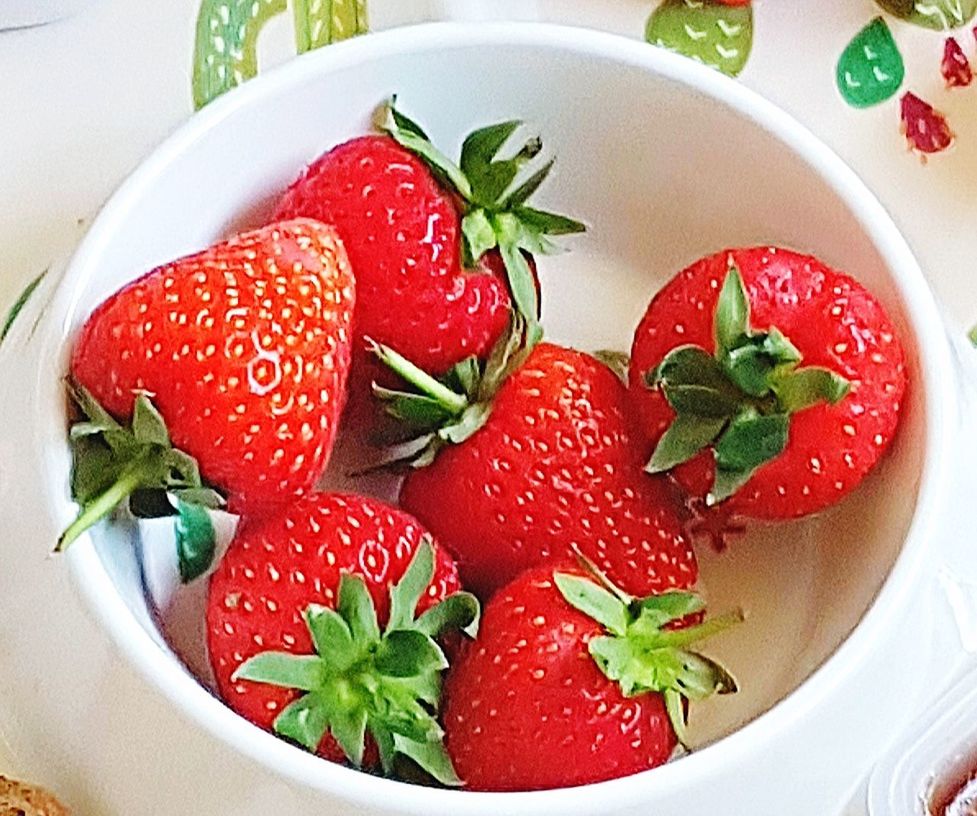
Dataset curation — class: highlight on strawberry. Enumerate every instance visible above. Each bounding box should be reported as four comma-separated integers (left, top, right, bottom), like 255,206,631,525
443,559,741,791
207,493,476,785
630,246,907,522
59,219,355,552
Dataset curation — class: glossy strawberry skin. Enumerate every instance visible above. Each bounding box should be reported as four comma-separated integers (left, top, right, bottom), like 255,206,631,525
274,135,511,379
630,247,907,520
70,219,355,512
444,565,677,791
400,343,696,599
206,492,461,765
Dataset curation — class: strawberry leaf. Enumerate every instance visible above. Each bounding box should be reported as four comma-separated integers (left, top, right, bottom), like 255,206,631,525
175,498,217,583
642,263,850,503
647,414,726,474
233,543,476,783
59,383,224,552
554,573,629,636
556,570,741,748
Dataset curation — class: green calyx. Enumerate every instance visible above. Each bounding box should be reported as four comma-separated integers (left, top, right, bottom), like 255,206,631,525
58,382,224,554
645,259,851,504
233,539,479,786
366,315,533,468
378,98,586,343
554,568,741,748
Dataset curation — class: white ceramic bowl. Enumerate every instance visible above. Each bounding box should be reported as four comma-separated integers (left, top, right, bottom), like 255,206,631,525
1,22,975,816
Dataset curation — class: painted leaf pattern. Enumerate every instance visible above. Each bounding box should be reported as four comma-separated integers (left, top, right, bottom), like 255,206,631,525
836,18,905,108
876,0,977,31
646,0,753,78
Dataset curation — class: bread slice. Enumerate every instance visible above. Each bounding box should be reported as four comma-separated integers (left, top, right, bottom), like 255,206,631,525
0,776,69,816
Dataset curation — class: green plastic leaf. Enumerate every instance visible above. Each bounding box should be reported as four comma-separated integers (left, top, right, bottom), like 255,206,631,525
294,0,367,53
233,653,326,691
392,734,463,787
376,630,447,677
1,269,46,346
416,592,481,639
338,575,381,644
714,411,789,472
646,0,754,78
554,573,629,636
387,539,435,632
837,17,906,109
647,413,726,473
175,499,217,583
876,0,977,30
274,694,332,751
192,0,288,110
772,367,851,413
714,262,750,356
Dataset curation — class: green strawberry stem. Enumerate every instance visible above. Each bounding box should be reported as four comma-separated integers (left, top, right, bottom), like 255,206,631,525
365,337,468,416
234,539,478,785
554,568,741,749
366,318,534,469
378,98,585,335
645,259,851,503
56,462,147,552
59,382,224,553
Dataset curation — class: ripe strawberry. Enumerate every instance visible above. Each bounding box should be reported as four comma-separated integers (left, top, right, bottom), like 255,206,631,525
207,492,477,784
443,564,740,791
630,247,907,522
60,219,355,549
274,100,583,402
369,327,696,599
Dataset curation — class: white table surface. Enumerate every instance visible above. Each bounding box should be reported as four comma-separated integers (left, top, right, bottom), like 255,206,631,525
1,0,975,810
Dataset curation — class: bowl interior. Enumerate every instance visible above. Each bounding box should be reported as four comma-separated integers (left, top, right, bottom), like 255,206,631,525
60,27,925,785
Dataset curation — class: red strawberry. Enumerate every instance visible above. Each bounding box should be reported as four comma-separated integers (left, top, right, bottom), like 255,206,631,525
274,100,583,410
443,564,740,791
370,330,696,599
60,219,355,549
629,247,906,523
207,492,476,784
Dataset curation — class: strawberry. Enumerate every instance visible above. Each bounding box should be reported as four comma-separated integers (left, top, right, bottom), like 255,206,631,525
60,219,355,549
273,100,583,401
368,324,696,599
443,564,740,791
207,492,477,784
629,247,907,522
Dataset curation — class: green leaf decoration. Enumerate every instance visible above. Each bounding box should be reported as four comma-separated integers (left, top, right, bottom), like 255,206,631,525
233,543,478,784
192,0,287,110
554,572,741,747
175,498,218,583
876,0,977,30
837,18,906,109
646,0,754,78
644,263,851,503
1,269,46,346
294,0,367,53
59,382,224,552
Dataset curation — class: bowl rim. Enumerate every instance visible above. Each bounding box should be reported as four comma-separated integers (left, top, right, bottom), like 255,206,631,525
53,20,955,815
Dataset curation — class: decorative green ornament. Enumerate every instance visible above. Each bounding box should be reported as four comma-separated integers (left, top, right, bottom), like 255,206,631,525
876,0,977,31
837,17,905,109
646,0,754,78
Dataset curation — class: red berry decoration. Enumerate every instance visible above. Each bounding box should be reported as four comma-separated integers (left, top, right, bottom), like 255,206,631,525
942,37,973,87
901,92,954,156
